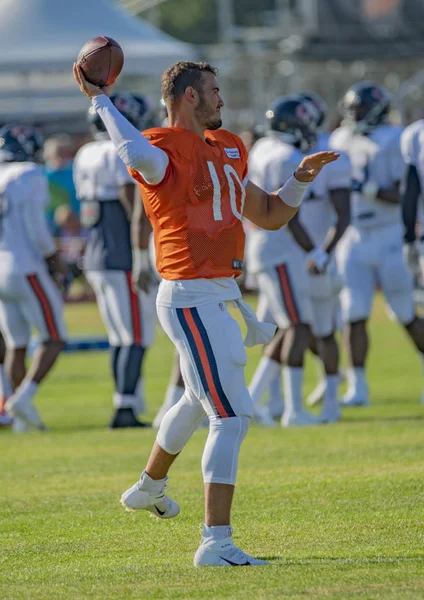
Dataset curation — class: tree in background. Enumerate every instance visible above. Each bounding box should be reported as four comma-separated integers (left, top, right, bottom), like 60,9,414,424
143,0,276,44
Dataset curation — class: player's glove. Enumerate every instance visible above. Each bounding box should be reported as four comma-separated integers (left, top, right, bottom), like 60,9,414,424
46,253,69,294
404,242,420,277
306,247,329,275
132,248,153,293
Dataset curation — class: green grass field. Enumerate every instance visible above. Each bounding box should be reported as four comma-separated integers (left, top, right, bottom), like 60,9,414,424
1,296,423,599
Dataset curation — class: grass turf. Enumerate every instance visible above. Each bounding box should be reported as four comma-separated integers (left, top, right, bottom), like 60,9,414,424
1,295,423,599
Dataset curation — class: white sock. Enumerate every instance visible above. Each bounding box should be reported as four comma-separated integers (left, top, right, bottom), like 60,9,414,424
203,524,232,541
324,374,339,409
268,370,283,400
283,367,304,415
249,357,280,409
0,365,11,402
113,392,137,410
139,470,166,492
16,379,38,401
346,367,366,394
266,371,284,417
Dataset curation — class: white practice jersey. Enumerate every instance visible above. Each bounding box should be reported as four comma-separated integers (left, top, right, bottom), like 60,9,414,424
400,119,424,189
246,133,303,273
0,162,54,274
330,124,404,229
73,139,133,201
74,139,136,272
299,132,352,247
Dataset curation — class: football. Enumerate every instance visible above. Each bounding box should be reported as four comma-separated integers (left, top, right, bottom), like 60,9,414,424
77,36,124,87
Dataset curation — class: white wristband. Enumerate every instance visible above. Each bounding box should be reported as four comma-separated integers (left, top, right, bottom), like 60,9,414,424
278,175,310,208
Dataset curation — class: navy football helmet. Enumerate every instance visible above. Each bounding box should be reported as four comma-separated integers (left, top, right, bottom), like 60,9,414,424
87,93,153,137
299,91,327,129
265,95,318,152
340,81,391,133
0,124,44,162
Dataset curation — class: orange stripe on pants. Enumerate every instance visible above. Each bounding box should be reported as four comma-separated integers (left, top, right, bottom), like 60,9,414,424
276,265,300,326
182,308,228,418
27,274,60,341
126,272,142,345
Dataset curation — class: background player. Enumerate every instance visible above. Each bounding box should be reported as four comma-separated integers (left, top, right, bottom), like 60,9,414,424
0,125,68,430
74,95,155,428
254,92,351,424
331,82,424,406
400,118,424,309
247,95,329,427
74,59,338,567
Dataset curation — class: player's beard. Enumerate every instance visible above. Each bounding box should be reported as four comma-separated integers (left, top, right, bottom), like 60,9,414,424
195,93,222,130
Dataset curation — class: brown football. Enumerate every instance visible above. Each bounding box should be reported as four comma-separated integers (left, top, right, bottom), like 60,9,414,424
77,36,124,87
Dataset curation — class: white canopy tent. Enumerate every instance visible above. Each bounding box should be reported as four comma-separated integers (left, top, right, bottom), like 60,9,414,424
0,0,197,128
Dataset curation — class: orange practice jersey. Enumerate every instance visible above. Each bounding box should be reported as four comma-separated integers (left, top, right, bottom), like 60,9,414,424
129,128,248,280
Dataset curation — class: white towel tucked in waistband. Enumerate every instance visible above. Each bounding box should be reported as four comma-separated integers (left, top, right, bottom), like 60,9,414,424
233,299,277,347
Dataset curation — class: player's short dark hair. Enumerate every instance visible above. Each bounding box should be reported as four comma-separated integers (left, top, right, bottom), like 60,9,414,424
161,61,218,105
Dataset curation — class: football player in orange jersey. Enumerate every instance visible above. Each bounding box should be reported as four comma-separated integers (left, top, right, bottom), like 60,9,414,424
74,60,339,567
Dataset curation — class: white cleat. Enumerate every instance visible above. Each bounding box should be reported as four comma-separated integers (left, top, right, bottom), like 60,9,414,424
342,379,369,407
194,536,268,567
120,476,180,519
5,394,46,430
281,411,324,427
306,379,326,407
319,403,341,424
267,395,284,420
253,406,277,428
341,394,370,407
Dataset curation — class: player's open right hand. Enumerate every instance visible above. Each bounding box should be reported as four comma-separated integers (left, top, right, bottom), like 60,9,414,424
295,151,339,183
73,63,114,99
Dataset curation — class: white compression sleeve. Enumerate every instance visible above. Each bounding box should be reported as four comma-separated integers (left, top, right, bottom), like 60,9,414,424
202,415,250,485
91,95,169,185
277,174,310,208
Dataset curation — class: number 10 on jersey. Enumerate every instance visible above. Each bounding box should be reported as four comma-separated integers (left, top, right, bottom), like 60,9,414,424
207,161,246,222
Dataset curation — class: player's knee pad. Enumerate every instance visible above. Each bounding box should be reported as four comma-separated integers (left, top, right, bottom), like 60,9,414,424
202,415,250,485
380,254,414,324
156,393,206,455
340,288,371,323
385,293,415,325
310,303,335,338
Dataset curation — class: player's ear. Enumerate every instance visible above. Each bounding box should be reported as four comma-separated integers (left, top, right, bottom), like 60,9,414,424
184,86,197,105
